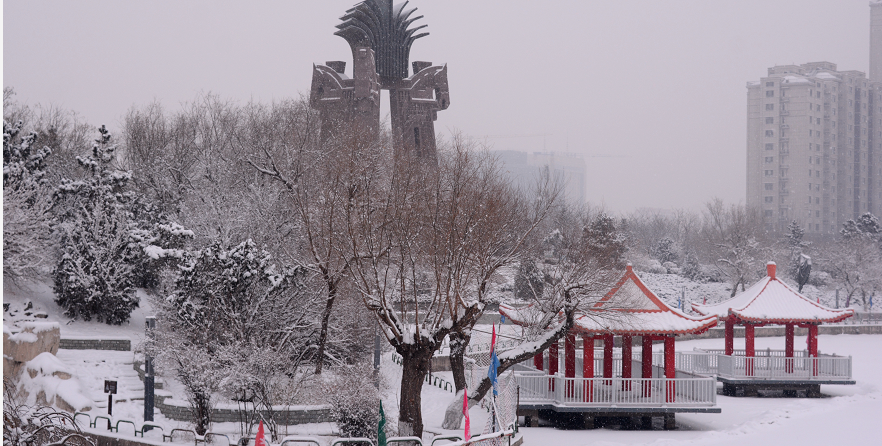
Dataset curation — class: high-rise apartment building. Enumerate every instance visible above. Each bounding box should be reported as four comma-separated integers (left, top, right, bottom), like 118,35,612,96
746,3,882,234
496,150,587,205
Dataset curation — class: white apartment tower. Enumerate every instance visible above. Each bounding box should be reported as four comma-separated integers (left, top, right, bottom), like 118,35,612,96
746,3,882,234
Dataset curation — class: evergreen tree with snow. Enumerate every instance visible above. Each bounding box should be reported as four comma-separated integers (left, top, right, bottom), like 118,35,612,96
3,120,55,282
582,213,628,268
785,220,811,292
52,126,140,324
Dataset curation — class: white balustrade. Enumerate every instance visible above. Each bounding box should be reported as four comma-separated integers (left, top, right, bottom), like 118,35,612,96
715,353,852,380
514,374,717,407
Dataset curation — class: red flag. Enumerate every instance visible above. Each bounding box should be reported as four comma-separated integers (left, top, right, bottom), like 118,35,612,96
255,420,266,446
703,297,707,305
462,388,470,442
490,325,497,354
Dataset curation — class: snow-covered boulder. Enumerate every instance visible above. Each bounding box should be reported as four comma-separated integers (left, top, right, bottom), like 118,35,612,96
18,352,92,413
3,322,60,379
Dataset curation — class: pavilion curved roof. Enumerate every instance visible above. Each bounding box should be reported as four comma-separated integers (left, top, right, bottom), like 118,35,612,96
691,262,854,325
573,265,718,336
499,265,718,336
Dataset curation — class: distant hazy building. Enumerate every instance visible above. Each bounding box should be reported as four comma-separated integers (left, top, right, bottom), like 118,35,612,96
495,150,586,205
746,3,882,234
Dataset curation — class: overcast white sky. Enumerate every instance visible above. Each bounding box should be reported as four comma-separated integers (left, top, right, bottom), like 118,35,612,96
3,0,876,213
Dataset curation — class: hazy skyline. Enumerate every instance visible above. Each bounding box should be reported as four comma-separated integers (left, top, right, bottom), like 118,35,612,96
3,0,876,213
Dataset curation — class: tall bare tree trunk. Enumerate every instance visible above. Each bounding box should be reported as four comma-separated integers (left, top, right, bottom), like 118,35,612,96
314,280,337,374
448,330,470,391
398,348,433,439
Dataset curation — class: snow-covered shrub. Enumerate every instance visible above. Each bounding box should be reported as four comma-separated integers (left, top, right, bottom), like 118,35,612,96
323,367,382,441
3,379,93,446
153,239,312,437
662,261,681,275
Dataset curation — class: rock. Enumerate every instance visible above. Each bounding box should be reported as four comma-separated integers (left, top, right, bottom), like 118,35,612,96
4,322,61,379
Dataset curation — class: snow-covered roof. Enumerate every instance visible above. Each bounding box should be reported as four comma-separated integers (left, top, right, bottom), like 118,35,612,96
574,265,718,335
500,265,718,336
691,262,854,324
815,72,839,80
783,75,811,84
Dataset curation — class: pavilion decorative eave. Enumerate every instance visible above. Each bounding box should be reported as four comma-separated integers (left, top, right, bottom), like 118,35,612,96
692,262,854,325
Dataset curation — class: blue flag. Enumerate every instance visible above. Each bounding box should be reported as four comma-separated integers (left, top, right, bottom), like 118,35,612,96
488,349,500,396
488,325,500,396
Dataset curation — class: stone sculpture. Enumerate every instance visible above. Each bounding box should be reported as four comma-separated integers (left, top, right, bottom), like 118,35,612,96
310,0,449,160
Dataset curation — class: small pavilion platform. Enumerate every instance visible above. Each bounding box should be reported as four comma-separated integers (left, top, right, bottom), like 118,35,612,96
688,262,855,397
501,265,721,430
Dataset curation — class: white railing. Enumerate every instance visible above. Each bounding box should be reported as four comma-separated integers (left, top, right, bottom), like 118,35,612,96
716,354,852,380
515,374,717,407
696,348,813,358
545,350,664,378
676,351,719,375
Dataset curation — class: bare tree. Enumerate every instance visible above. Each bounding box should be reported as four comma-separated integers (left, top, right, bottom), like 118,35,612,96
701,198,769,296
249,118,382,374
441,203,620,429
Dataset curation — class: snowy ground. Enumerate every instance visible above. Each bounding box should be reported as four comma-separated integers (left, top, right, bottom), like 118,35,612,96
514,335,882,446
6,279,882,445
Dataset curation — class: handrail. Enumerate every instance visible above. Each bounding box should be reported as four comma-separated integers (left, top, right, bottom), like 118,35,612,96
204,432,231,446
91,415,111,430
330,438,374,446
113,419,137,435
73,412,91,428
430,435,462,446
164,427,197,443
386,436,424,445
279,436,323,446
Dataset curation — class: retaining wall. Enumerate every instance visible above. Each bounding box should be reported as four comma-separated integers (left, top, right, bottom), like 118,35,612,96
132,359,330,424
59,338,132,351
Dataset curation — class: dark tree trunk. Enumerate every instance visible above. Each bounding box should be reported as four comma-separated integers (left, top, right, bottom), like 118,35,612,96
398,347,433,439
314,280,338,375
192,390,211,436
448,330,471,391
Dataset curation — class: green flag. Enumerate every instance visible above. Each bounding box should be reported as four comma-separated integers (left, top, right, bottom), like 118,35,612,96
378,401,387,446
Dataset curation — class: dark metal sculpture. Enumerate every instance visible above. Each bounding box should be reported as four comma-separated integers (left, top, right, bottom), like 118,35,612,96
335,0,429,86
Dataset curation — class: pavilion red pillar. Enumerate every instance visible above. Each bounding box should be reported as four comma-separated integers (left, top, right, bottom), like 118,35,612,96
533,349,544,371
642,336,653,397
785,323,795,373
583,336,594,402
664,336,676,402
565,332,576,398
603,334,614,385
745,323,755,376
548,340,559,391
808,324,819,376
724,318,734,356
621,335,633,391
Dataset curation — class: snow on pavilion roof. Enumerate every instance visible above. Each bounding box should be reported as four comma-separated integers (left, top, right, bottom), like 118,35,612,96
691,262,854,325
499,265,718,336
573,265,718,335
